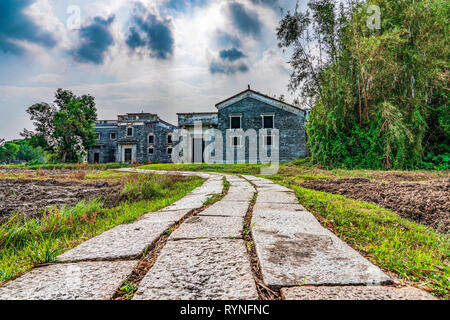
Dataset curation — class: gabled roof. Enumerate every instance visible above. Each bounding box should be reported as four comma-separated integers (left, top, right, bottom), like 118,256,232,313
215,88,305,115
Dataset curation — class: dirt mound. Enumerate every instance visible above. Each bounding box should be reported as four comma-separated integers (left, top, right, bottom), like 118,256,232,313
0,179,121,225
301,178,450,233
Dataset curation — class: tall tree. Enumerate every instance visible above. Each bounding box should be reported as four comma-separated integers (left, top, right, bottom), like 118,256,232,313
22,89,98,163
278,0,449,169
0,142,20,163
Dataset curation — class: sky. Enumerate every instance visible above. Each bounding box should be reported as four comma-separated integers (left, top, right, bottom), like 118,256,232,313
0,0,305,141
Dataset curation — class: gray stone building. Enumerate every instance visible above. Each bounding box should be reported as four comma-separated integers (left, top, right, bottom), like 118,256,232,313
88,88,308,164
88,113,176,164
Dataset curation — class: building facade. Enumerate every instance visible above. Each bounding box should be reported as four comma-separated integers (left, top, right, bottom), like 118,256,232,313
88,88,308,164
88,113,176,164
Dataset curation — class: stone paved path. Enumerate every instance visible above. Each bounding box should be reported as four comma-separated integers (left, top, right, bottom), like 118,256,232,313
0,169,436,300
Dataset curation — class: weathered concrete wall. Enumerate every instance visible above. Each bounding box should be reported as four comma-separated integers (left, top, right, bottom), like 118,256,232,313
89,120,176,164
217,97,307,163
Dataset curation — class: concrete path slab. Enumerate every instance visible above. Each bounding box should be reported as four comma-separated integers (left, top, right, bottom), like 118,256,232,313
0,261,136,300
249,178,392,287
58,219,175,262
199,200,249,217
256,190,300,204
170,215,244,240
133,239,258,300
281,286,436,300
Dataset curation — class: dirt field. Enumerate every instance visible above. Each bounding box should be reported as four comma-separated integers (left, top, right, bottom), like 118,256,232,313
301,178,450,233
0,179,121,225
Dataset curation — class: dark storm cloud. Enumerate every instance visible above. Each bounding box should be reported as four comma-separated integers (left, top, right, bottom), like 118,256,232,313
228,2,262,38
126,3,174,60
214,30,242,48
209,60,249,75
219,48,246,62
250,0,279,8
70,16,115,65
0,0,57,55
163,0,209,11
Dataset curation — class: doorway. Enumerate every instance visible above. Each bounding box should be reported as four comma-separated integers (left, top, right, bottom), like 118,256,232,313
93,152,100,163
124,148,132,163
192,138,205,163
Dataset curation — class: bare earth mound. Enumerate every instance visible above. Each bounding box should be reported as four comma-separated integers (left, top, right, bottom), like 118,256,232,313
301,178,449,233
0,179,121,225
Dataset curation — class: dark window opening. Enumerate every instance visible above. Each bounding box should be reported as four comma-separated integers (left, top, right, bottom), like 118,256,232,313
127,127,133,137
167,134,172,144
167,147,173,154
232,136,241,147
231,116,241,129
94,152,100,163
110,132,117,140
263,115,274,129
266,136,273,146
148,148,154,154
148,134,154,144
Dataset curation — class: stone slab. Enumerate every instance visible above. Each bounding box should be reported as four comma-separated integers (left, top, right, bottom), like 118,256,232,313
281,286,437,300
252,221,391,286
252,204,391,287
256,190,299,204
140,209,188,223
160,193,208,211
0,261,136,300
133,239,258,300
58,219,174,262
199,200,249,217
170,215,244,240
253,202,308,216
222,191,254,202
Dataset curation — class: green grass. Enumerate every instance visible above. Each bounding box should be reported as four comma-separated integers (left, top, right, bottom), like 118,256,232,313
137,162,449,299
1,162,130,171
0,173,203,282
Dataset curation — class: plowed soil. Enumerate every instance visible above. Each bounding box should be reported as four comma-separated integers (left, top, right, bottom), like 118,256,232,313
0,179,121,225
301,178,449,233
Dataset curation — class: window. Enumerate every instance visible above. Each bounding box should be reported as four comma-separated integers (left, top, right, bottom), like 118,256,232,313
230,116,241,129
167,147,173,154
127,127,133,137
265,135,273,147
262,115,274,129
95,132,101,140
110,132,117,140
148,147,154,154
231,136,241,147
167,133,173,144
148,134,154,144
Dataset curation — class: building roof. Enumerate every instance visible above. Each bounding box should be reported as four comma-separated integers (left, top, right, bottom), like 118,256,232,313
176,112,218,115
215,88,306,115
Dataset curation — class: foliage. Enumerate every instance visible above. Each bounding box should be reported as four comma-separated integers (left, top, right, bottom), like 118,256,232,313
278,0,449,169
22,88,98,163
0,141,19,163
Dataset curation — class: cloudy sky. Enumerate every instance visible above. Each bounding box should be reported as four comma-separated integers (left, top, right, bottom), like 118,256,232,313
0,0,304,140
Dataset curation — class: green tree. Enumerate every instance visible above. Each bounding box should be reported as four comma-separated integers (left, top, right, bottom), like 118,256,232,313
0,142,20,163
22,89,98,163
15,140,44,162
278,0,449,169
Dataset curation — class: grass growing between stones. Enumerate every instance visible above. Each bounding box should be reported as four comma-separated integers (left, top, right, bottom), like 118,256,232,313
137,162,449,299
0,173,204,284
272,177,449,299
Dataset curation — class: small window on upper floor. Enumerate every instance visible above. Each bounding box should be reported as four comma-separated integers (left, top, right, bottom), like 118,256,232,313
95,132,101,140
262,115,274,129
167,133,173,144
148,134,154,144
230,116,241,129
148,147,154,154
127,127,133,137
263,135,273,147
110,132,117,140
